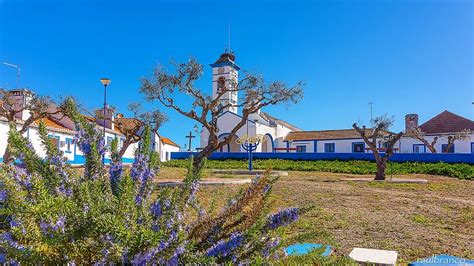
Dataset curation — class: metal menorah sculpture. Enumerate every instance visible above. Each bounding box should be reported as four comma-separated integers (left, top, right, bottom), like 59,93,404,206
236,134,265,171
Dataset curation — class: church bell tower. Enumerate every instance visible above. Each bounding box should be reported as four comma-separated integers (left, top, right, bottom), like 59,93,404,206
210,52,240,114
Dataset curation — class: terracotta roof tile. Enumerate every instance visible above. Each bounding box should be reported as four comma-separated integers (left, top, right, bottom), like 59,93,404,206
419,110,474,134
161,137,180,147
285,128,392,141
34,117,73,133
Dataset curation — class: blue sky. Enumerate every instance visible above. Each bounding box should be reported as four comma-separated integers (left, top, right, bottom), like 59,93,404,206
1,0,472,148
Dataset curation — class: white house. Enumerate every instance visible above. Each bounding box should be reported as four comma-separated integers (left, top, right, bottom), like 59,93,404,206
283,128,398,153
151,132,180,161
400,111,473,154
0,88,182,164
200,52,302,152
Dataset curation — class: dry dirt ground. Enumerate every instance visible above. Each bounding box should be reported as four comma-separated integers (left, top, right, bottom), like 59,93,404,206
156,167,474,263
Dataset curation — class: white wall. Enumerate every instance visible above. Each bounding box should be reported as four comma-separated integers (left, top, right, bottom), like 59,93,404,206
399,134,473,154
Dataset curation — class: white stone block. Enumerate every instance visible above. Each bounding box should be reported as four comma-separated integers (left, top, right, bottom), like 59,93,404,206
349,248,398,266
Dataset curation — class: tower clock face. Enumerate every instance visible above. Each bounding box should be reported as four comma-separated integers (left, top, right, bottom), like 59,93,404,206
217,67,225,74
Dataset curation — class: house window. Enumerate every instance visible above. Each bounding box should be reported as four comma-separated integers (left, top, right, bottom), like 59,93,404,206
65,138,73,153
324,143,335,153
413,144,426,154
296,145,306,153
107,137,113,148
352,142,365,153
441,144,455,153
48,135,60,149
471,142,474,154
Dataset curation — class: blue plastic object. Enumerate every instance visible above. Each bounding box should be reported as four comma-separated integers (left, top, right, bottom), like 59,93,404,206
409,254,474,266
284,243,332,257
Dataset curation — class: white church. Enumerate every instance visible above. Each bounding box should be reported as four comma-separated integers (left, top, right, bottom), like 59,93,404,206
200,52,302,153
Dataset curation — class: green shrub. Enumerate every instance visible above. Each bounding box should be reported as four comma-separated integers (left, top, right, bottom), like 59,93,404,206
164,159,474,180
0,98,310,264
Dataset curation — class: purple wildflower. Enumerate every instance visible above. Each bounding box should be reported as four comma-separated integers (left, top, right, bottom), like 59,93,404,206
206,233,244,258
0,190,7,202
131,230,179,265
150,201,162,218
40,216,66,236
187,181,199,204
265,208,299,230
0,232,26,252
9,166,32,191
109,160,123,196
262,237,281,258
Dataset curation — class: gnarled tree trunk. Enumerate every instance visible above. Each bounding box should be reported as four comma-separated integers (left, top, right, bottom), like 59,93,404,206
375,159,387,180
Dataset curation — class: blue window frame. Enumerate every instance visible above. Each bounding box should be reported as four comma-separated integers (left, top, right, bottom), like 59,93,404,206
441,144,455,153
324,143,335,153
65,138,73,153
471,142,474,154
296,145,306,153
352,142,365,153
413,144,426,154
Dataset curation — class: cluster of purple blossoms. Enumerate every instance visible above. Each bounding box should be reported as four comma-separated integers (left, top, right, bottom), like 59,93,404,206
9,216,26,235
40,216,66,237
49,155,72,197
131,153,154,205
262,237,281,258
265,208,299,230
0,232,27,252
131,230,179,265
74,127,106,156
206,232,244,258
109,160,123,196
9,166,32,191
150,201,162,218
0,190,6,203
187,181,199,204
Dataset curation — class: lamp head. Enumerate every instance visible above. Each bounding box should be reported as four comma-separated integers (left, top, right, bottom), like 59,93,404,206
100,78,111,87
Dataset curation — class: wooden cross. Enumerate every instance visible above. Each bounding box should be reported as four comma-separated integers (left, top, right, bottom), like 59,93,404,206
185,131,196,151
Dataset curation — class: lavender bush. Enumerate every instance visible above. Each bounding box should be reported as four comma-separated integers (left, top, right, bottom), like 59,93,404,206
0,98,305,264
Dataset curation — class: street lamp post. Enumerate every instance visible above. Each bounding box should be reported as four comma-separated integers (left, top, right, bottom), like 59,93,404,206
100,78,111,163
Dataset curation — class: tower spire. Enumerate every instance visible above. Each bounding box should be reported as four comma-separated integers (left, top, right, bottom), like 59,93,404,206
228,24,231,53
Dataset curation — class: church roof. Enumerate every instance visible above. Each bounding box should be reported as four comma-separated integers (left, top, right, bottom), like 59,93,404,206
260,112,302,131
418,110,474,134
210,52,241,70
285,128,392,141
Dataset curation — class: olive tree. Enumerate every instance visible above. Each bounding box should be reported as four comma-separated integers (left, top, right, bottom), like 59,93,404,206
353,116,403,180
140,57,304,173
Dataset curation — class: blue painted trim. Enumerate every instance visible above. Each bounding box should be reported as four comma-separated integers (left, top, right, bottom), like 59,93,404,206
171,152,474,164
48,134,60,149
210,61,241,70
286,141,290,153
412,144,426,153
65,138,73,154
313,140,318,153
471,142,474,154
286,137,365,142
296,145,307,153
352,142,365,153
264,133,274,152
324,143,335,153
441,144,455,153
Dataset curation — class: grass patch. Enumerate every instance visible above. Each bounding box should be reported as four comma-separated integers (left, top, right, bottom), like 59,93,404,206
411,214,431,225
164,159,474,179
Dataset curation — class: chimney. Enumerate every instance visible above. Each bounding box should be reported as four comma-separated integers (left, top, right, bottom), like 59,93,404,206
405,114,418,132
97,106,115,130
